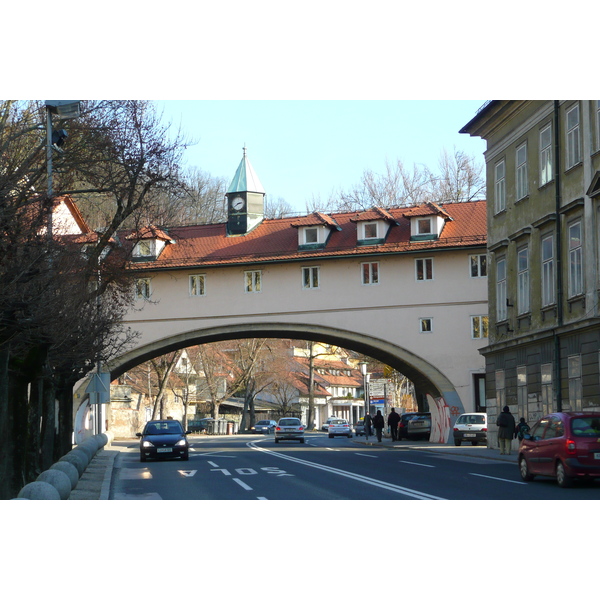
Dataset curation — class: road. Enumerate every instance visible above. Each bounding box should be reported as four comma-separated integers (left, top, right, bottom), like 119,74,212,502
110,432,600,500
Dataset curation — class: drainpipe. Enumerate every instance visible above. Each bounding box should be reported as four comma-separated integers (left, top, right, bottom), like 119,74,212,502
554,100,563,412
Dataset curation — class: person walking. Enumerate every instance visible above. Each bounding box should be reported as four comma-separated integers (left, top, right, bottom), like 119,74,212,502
373,409,385,442
387,407,401,441
496,405,516,455
363,413,372,440
516,417,530,441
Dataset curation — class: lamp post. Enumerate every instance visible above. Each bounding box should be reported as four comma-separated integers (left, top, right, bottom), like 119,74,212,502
359,361,370,418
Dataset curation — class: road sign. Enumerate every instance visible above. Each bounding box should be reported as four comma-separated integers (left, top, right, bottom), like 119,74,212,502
86,372,111,404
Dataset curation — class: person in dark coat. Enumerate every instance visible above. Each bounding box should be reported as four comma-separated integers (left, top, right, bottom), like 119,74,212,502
372,410,385,442
496,405,516,455
363,412,372,440
387,407,401,441
516,417,530,440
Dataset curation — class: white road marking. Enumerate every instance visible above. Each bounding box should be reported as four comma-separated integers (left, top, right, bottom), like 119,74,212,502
469,473,527,485
207,461,219,468
233,478,253,491
355,453,377,458
399,460,435,468
256,497,268,500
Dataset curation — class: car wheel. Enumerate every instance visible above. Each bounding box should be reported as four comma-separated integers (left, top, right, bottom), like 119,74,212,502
454,439,461,446
275,438,279,443
556,461,573,488
182,452,189,461
471,441,478,446
140,453,146,462
329,434,333,438
300,439,305,443
519,456,534,482
348,434,352,438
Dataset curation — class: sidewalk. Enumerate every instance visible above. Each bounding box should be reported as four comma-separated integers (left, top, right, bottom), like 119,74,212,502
68,449,119,500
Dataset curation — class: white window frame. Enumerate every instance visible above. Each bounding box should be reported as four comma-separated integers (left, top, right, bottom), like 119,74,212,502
540,124,553,186
516,142,528,200
417,218,432,235
470,254,487,278
568,221,583,297
244,270,262,293
566,103,581,169
471,315,489,339
541,234,555,307
135,277,151,300
361,262,379,285
494,159,506,213
302,266,320,289
189,274,206,297
415,257,433,281
363,222,378,239
568,354,582,411
304,227,318,245
134,239,154,258
419,317,433,333
517,246,530,315
496,257,507,322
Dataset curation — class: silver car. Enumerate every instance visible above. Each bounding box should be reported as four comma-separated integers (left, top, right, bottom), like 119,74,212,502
328,419,353,438
275,417,305,443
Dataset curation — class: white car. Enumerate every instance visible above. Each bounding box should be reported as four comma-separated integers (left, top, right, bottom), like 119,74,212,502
321,417,338,432
328,419,353,438
453,413,488,446
275,418,305,443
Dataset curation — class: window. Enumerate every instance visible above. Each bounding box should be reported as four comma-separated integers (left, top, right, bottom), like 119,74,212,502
470,254,487,277
135,278,151,300
415,257,433,281
494,159,506,213
496,257,507,321
471,315,489,339
363,222,378,239
495,370,506,409
541,363,553,415
304,227,318,244
517,365,527,409
245,270,262,293
568,355,582,411
516,142,528,200
540,124,553,185
566,104,581,169
361,262,379,285
133,239,154,258
302,266,320,289
517,246,530,314
541,235,555,307
419,318,432,333
568,221,583,297
417,218,431,234
189,274,206,296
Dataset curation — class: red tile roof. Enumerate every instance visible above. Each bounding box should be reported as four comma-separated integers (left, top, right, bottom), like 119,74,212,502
119,201,486,271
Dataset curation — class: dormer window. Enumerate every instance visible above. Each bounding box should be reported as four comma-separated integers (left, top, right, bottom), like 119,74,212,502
403,202,452,242
136,239,154,257
351,207,398,246
291,212,341,250
417,218,432,235
304,227,319,245
128,226,173,261
364,222,378,239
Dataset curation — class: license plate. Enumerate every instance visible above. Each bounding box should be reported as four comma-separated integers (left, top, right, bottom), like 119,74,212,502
594,453,600,460
464,433,476,438
157,448,173,453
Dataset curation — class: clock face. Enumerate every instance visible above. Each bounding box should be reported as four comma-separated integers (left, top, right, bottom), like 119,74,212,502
231,196,244,211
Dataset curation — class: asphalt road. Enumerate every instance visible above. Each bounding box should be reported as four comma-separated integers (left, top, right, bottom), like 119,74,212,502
110,433,600,500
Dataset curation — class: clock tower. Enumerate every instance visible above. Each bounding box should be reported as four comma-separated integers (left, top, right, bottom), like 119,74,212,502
226,147,266,235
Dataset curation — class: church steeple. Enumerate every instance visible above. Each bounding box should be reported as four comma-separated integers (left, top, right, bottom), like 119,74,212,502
226,147,265,236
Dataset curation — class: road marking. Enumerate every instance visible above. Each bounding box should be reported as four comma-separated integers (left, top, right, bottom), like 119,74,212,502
355,453,377,458
257,497,268,500
178,470,197,477
469,473,527,485
233,478,253,491
207,461,219,468
248,442,445,500
399,460,435,468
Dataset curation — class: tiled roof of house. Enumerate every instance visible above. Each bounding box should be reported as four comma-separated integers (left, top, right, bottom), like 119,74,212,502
119,201,486,271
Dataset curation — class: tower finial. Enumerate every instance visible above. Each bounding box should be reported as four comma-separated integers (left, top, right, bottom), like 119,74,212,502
243,144,247,157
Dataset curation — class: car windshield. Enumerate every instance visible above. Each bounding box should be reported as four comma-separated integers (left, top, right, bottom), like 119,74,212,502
331,420,347,425
256,421,269,425
571,417,600,437
279,418,300,426
145,422,183,435
460,415,486,424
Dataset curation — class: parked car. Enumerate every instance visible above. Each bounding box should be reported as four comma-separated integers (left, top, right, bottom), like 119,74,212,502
453,413,488,446
136,419,190,462
275,417,305,443
398,412,428,439
188,417,214,433
405,413,432,440
328,418,353,438
355,418,366,436
321,417,338,432
518,412,600,487
250,419,277,434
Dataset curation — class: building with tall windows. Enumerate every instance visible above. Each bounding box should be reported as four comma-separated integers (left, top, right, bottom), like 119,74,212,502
461,101,600,432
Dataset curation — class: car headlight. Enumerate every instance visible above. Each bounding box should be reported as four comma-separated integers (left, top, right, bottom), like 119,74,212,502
142,440,154,448
175,439,187,447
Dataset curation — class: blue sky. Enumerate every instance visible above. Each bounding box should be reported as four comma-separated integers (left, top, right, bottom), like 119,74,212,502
157,100,487,214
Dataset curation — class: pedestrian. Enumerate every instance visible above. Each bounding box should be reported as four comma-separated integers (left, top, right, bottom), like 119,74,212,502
516,417,530,441
496,405,516,455
373,409,385,442
387,407,401,441
363,413,372,440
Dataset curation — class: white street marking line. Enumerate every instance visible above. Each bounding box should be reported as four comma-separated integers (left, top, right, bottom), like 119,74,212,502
325,447,340,451
399,460,435,468
248,442,445,500
355,453,377,458
469,473,527,485
257,497,268,500
178,470,197,477
207,461,219,468
233,478,253,491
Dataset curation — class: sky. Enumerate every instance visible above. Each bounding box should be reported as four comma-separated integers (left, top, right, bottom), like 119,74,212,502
157,100,487,214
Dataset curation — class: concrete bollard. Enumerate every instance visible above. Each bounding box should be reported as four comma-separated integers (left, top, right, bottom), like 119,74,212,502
74,442,96,462
59,450,88,476
83,436,101,453
49,461,80,489
17,481,61,500
36,469,72,500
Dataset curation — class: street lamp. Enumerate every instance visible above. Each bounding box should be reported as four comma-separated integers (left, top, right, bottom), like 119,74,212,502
45,100,80,240
359,361,370,418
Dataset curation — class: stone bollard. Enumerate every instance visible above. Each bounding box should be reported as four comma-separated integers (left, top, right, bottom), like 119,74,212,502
17,481,61,500
59,449,88,477
74,442,96,463
36,469,72,500
49,461,80,490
